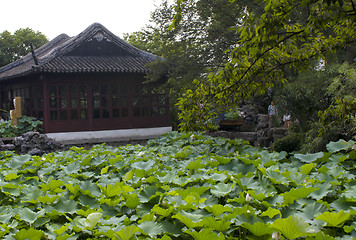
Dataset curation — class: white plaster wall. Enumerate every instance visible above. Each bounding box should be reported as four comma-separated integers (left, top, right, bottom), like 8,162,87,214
46,126,172,144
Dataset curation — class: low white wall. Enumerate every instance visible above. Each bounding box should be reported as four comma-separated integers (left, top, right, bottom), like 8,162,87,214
46,126,172,144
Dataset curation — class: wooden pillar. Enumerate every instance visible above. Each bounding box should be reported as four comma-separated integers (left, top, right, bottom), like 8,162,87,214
42,75,49,133
11,97,22,125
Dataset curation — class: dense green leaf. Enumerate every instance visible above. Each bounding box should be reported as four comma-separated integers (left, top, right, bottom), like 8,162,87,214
84,212,102,230
272,215,316,239
326,140,354,153
186,228,225,240
242,222,273,237
294,152,324,163
315,211,351,227
13,228,45,240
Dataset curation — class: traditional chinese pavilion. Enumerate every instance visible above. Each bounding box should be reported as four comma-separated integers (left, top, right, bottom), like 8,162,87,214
0,23,171,141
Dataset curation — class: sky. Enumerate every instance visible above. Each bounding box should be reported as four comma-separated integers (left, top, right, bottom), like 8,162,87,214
1,0,167,40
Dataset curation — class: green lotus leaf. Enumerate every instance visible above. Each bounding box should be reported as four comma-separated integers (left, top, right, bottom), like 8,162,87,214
298,201,327,222
123,193,140,209
151,205,174,218
52,223,70,236
40,179,65,193
306,231,336,240
202,172,227,182
294,152,324,163
5,158,24,169
79,181,101,197
158,171,176,183
138,186,160,203
38,195,60,204
326,139,354,153
160,235,173,240
22,185,42,202
309,182,332,200
84,212,102,230
315,211,351,227
160,220,182,236
172,211,203,228
138,221,163,237
54,198,79,214
4,172,19,181
261,207,281,219
13,228,45,240
213,155,232,165
78,194,100,208
185,228,225,240
210,182,234,197
205,204,232,217
101,183,123,198
2,183,21,196
272,215,316,239
218,159,256,176
301,163,316,175
342,185,356,201
65,184,80,196
123,169,134,182
202,216,231,232
242,221,273,237
0,213,13,224
18,208,44,224
100,166,109,175
63,161,81,174
114,225,141,240
259,151,280,167
131,159,155,170
282,187,318,206
331,198,353,212
185,159,205,171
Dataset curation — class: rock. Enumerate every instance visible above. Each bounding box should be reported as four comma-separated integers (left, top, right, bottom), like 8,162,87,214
27,148,43,156
12,132,64,155
3,144,15,150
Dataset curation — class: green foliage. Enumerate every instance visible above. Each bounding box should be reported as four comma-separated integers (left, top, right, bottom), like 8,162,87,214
0,28,48,67
0,116,42,137
177,87,218,132
272,122,303,152
224,107,244,120
0,132,355,239
172,0,356,132
301,63,356,152
272,132,301,152
125,0,262,130
318,62,356,139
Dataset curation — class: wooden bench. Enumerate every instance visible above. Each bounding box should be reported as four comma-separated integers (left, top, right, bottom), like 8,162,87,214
219,119,243,131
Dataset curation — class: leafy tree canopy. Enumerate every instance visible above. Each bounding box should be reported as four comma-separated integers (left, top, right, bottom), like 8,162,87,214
173,0,356,131
125,0,263,129
0,28,48,67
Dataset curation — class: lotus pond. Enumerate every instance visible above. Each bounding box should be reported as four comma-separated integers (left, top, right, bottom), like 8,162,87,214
0,131,355,239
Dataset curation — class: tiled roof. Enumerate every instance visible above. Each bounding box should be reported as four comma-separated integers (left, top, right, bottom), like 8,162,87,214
37,56,152,73
0,23,158,81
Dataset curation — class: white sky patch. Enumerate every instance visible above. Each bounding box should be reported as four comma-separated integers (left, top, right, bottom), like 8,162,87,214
1,0,166,40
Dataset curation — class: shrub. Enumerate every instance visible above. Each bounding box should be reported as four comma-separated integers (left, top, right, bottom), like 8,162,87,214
272,132,301,152
272,123,303,152
0,116,42,138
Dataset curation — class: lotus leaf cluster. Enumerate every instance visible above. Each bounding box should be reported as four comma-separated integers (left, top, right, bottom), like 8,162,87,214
0,131,355,239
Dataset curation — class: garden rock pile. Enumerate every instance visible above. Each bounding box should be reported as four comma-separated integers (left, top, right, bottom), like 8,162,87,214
0,132,64,155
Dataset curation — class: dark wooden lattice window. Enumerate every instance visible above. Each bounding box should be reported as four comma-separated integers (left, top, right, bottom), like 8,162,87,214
151,88,168,117
49,84,88,121
92,84,110,119
70,85,88,120
31,86,43,119
133,84,150,118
